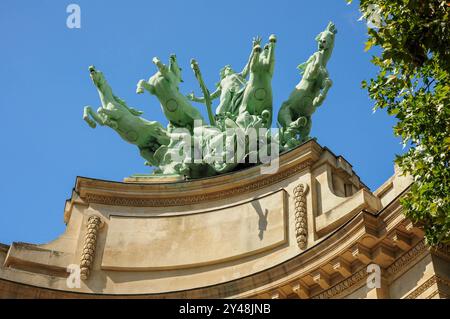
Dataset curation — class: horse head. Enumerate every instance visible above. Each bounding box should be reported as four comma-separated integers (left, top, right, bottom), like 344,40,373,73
89,66,114,106
89,66,107,89
315,22,337,63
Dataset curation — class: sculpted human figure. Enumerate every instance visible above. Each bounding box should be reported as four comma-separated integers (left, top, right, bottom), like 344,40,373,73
83,66,170,166
238,34,277,128
136,54,204,132
278,22,337,148
188,42,257,117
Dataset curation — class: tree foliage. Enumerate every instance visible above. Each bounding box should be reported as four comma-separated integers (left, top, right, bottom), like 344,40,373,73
350,0,450,245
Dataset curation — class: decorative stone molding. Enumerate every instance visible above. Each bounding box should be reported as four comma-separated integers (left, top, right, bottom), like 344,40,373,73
312,269,330,289
79,161,312,207
311,240,429,299
404,276,437,299
80,215,103,280
312,267,368,299
387,240,426,276
290,281,310,299
293,183,308,249
330,257,352,277
428,276,450,299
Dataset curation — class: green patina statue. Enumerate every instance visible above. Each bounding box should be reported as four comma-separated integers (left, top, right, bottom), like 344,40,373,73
187,37,258,118
83,66,170,167
83,23,336,179
136,54,204,132
278,22,337,149
238,34,276,128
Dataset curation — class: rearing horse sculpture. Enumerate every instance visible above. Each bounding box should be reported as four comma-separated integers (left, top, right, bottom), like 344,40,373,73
278,22,337,148
83,66,170,166
239,35,277,128
136,54,204,132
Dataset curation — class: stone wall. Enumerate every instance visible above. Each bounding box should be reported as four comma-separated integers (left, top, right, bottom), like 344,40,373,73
0,140,448,299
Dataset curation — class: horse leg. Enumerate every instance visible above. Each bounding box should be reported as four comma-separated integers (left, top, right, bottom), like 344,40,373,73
277,102,293,128
298,116,312,142
83,106,104,128
277,103,298,148
152,57,169,75
136,80,154,94
98,107,120,129
139,147,157,166
291,116,308,129
313,77,332,108
266,35,276,75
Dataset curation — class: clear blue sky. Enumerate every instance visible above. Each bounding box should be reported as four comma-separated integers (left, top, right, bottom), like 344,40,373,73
0,0,402,245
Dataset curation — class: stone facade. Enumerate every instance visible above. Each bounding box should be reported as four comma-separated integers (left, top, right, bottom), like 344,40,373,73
0,140,448,298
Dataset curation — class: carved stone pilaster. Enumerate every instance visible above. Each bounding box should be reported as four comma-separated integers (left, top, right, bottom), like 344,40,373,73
80,215,102,280
294,183,308,249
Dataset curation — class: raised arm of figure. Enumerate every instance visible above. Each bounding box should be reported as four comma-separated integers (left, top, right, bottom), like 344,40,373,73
239,37,260,78
188,87,221,103
239,54,252,79
238,36,262,80
187,92,205,103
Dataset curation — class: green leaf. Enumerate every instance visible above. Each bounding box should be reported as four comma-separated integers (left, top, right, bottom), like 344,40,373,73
385,74,397,84
364,39,375,52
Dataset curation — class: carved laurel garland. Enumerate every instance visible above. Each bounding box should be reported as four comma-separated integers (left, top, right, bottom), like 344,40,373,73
80,161,312,207
80,215,102,280
293,183,309,249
